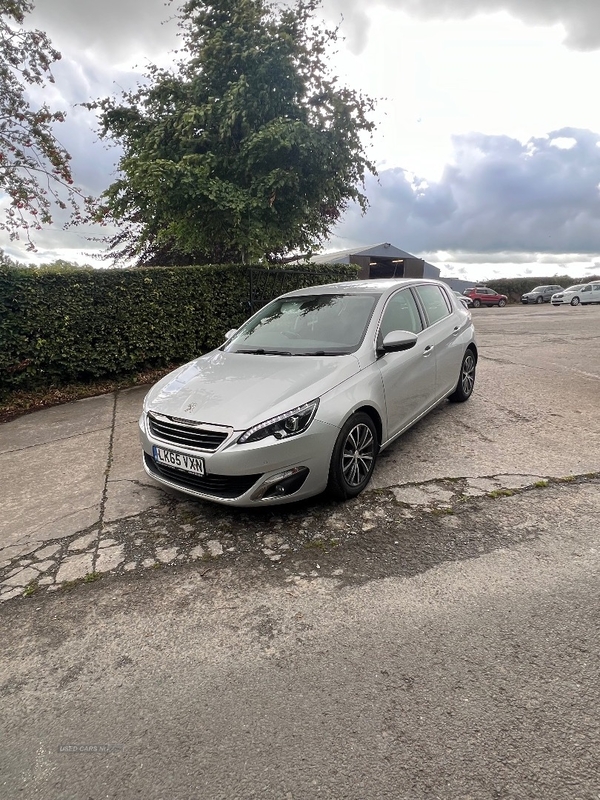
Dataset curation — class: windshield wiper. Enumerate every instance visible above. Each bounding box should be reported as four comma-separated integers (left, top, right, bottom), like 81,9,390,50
237,348,292,356
299,350,346,356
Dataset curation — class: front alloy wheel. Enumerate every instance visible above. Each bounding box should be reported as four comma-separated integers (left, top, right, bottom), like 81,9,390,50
536,296,544,304
472,298,481,308
449,349,476,402
328,413,378,500
571,297,580,306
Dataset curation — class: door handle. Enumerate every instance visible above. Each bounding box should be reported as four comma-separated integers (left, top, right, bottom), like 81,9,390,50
423,345,434,357
452,326,461,337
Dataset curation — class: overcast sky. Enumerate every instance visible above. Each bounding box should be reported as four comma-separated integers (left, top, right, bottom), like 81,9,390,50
4,0,600,279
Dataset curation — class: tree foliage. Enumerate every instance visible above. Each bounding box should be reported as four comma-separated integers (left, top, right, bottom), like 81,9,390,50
0,0,88,249
90,0,376,265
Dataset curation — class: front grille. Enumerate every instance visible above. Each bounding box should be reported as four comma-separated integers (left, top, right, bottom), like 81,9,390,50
145,453,261,500
148,412,230,452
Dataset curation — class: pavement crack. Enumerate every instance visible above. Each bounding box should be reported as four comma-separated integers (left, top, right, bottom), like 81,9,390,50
0,425,115,456
8,504,101,542
452,419,495,443
95,393,118,571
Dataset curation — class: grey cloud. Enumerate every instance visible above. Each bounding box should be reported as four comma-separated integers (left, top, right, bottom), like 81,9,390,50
27,0,600,64
30,0,178,61
334,128,600,259
323,0,600,53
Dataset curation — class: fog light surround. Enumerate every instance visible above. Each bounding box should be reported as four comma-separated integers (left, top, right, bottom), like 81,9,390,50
251,467,309,501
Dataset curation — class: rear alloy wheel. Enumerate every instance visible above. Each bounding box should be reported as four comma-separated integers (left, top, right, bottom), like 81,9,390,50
498,299,506,307
328,413,378,500
571,297,580,306
536,296,544,304
449,349,476,403
472,298,481,308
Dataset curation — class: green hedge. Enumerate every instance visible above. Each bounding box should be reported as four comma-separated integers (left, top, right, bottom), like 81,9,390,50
0,263,358,393
485,275,600,302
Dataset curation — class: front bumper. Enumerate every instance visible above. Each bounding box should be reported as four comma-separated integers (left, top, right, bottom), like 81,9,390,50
139,413,339,507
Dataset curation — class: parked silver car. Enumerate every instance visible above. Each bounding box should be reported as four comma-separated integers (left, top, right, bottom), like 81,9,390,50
454,290,473,308
551,281,600,306
521,285,564,304
140,279,477,507
551,284,587,306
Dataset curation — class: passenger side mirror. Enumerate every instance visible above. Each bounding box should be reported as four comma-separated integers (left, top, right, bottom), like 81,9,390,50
225,328,238,340
380,330,418,354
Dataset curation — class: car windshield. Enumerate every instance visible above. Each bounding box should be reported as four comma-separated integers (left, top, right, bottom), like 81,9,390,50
223,293,379,356
531,286,548,292
566,285,584,292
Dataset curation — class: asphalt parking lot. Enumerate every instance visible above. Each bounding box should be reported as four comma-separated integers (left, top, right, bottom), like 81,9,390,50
1,304,599,800
1,304,599,598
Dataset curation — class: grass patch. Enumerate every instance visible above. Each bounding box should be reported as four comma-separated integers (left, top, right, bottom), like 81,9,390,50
84,571,102,583
56,572,103,591
23,580,38,597
487,489,515,498
534,480,549,489
431,507,454,516
0,365,178,424
304,539,327,550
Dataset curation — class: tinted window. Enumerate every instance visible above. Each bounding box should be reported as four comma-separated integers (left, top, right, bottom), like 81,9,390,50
593,285,600,292
380,290,423,338
415,285,452,325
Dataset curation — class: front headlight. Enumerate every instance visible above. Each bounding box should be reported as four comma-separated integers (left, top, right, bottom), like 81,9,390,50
238,400,320,445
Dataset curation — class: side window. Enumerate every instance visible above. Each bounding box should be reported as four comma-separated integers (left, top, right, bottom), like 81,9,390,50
592,285,600,293
581,286,592,293
414,285,452,325
379,290,423,338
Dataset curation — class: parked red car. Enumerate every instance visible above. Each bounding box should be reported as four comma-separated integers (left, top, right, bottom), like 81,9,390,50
463,287,508,308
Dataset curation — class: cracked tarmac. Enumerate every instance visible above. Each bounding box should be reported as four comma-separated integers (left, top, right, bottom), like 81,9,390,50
1,305,599,601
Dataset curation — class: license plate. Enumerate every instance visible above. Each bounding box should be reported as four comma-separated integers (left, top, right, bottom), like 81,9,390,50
153,446,205,476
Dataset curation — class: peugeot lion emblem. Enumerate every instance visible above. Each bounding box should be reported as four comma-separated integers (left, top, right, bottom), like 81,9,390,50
184,402,197,414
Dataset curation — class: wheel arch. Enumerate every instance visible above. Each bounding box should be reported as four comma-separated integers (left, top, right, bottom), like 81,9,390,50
351,405,383,451
466,342,478,364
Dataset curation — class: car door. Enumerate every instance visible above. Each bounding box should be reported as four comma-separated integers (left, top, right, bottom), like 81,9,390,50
413,284,465,397
592,284,600,303
376,288,436,439
580,285,593,304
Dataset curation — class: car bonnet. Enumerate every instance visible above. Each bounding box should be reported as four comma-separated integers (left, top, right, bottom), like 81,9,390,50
146,350,362,429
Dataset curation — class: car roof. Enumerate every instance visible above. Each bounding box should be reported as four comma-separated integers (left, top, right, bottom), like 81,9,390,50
279,278,447,300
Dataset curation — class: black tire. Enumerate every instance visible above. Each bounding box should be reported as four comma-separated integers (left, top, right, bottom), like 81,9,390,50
328,413,378,500
448,349,476,403
498,299,506,307
472,298,481,308
571,297,580,306
536,296,544,304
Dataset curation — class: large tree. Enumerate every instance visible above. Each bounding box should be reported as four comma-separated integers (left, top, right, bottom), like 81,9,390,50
91,0,376,265
0,0,86,250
